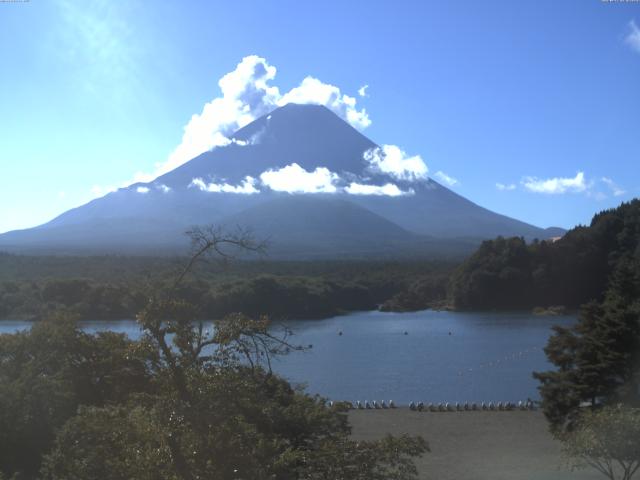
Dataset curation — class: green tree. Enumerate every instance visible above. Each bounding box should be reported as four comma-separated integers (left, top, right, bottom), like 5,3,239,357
0,314,152,478
37,227,428,480
562,405,640,480
534,259,640,432
450,199,640,311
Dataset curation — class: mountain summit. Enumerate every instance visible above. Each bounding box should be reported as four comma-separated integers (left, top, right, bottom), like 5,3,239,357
0,104,562,257
158,103,376,188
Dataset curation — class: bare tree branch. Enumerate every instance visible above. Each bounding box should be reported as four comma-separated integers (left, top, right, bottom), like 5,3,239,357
173,225,267,289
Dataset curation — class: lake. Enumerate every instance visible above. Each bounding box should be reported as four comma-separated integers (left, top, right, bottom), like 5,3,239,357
0,310,574,405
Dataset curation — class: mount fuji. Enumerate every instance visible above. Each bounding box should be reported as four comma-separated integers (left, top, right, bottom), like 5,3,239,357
0,103,563,258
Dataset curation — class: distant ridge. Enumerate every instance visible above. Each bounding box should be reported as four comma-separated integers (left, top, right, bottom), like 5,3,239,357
0,104,564,257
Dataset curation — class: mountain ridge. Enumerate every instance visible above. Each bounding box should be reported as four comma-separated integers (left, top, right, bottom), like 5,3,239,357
0,103,565,257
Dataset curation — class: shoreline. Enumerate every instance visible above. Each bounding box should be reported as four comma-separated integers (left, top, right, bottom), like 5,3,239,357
0,306,579,324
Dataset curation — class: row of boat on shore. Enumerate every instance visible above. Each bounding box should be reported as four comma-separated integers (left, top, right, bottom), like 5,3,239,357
327,400,536,411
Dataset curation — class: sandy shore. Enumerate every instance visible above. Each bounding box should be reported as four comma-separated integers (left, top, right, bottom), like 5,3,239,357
349,409,602,480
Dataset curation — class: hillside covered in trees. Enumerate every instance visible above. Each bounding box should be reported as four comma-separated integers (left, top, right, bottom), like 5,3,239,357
449,200,640,311
0,255,453,321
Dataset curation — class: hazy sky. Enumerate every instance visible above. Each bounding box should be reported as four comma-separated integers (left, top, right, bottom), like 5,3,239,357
1,0,639,233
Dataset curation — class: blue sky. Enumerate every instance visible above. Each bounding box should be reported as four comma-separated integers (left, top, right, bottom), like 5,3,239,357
1,0,639,233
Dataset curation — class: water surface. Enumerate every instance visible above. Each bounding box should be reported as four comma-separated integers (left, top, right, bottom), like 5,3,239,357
0,310,573,404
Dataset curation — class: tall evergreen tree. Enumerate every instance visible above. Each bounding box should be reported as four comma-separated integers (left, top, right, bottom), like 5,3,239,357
534,259,640,432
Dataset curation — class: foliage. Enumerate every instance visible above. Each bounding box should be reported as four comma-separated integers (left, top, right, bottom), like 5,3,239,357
0,256,454,321
0,229,428,480
562,405,640,480
379,273,450,312
534,257,640,432
0,313,152,477
450,199,640,310
36,310,428,479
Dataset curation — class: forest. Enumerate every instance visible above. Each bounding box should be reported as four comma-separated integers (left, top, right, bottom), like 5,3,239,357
0,254,454,321
2,200,640,321
449,199,640,311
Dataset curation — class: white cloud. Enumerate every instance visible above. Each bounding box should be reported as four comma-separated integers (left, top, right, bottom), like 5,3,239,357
433,170,458,187
496,183,516,191
156,184,171,193
522,172,588,194
189,176,259,194
626,20,640,53
345,182,414,196
189,178,207,190
136,186,150,194
358,85,369,97
133,56,370,184
363,145,428,182
260,163,339,193
163,56,280,177
601,177,625,197
279,76,371,129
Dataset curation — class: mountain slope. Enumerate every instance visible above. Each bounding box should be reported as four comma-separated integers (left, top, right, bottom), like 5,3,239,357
156,103,376,188
218,196,422,258
0,103,563,257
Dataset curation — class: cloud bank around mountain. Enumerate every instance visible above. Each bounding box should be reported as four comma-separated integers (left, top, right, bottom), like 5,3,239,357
187,161,416,197
111,55,433,198
345,182,413,196
279,77,370,130
364,145,428,182
259,163,339,194
434,170,458,187
159,56,370,178
189,176,259,194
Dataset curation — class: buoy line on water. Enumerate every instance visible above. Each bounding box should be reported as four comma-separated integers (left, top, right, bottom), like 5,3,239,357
454,346,543,377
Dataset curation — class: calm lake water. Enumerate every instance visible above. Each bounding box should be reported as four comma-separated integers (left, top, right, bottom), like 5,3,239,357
0,310,574,405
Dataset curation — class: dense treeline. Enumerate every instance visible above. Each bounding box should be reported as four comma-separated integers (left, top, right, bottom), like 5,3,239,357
0,255,455,321
533,254,640,433
450,200,640,310
379,273,450,312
